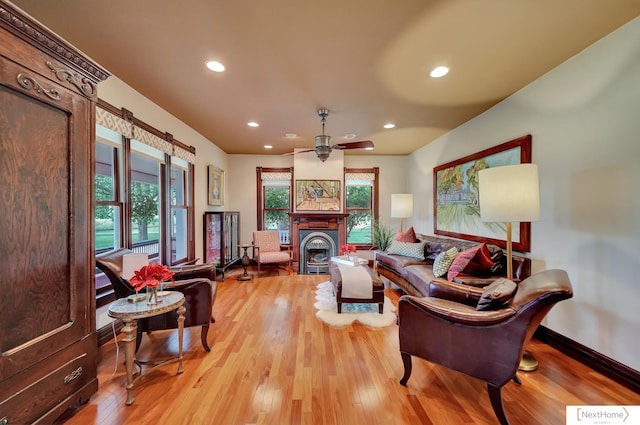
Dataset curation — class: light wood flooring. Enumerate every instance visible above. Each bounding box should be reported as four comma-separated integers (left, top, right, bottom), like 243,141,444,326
62,271,640,424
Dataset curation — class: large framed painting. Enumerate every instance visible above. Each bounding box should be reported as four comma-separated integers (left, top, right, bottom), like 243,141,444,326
433,135,532,252
295,180,341,211
208,165,224,206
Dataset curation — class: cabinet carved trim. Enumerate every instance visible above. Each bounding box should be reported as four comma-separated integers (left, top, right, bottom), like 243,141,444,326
46,61,96,97
0,3,109,84
17,72,61,100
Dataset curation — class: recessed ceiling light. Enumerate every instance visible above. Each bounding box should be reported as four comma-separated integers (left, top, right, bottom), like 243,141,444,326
285,132,297,138
365,147,374,151
430,66,449,78
344,133,357,140
383,123,395,129
247,122,259,127
264,145,272,149
205,60,225,72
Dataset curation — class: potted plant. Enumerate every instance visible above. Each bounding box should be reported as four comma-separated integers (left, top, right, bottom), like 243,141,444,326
372,220,394,252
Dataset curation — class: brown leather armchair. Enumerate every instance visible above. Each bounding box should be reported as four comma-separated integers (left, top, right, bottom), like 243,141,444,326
398,269,573,425
96,248,217,352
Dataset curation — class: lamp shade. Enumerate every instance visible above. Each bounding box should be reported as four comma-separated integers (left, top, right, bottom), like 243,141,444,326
479,164,540,222
391,193,414,218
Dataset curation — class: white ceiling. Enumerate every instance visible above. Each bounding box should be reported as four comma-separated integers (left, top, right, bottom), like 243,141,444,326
11,0,640,156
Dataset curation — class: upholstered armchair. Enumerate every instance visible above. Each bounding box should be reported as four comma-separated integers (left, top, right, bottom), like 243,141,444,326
96,248,217,352
398,269,573,425
252,231,292,276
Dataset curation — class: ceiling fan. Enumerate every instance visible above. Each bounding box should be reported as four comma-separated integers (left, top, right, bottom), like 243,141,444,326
286,109,374,162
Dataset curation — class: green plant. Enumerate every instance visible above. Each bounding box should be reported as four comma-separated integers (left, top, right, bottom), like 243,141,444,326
372,220,394,252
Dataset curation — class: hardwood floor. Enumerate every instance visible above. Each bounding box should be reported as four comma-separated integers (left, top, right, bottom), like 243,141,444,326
62,272,639,424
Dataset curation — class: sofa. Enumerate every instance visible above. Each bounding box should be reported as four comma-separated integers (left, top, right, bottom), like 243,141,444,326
374,233,531,306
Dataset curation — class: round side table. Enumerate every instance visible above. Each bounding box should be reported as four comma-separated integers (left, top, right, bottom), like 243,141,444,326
107,291,186,405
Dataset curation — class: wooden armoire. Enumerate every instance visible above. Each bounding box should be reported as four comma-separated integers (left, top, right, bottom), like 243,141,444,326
0,2,109,423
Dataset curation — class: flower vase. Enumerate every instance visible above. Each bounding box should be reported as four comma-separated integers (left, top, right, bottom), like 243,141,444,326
147,287,160,305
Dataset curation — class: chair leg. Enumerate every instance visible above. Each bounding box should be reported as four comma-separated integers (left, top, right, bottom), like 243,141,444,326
200,325,211,352
399,352,412,386
487,384,510,425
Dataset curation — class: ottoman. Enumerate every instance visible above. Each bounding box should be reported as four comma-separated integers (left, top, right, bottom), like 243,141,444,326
329,261,385,314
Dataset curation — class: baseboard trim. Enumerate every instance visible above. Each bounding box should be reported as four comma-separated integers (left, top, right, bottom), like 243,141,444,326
535,326,640,394
97,320,123,347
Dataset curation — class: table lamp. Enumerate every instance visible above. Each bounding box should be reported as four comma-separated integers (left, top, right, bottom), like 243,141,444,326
479,163,540,370
391,193,413,232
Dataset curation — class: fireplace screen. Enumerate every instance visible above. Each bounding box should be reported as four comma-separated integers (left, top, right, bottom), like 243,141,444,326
298,231,337,274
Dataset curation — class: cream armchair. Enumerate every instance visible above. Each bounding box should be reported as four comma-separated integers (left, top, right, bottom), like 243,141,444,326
252,231,292,276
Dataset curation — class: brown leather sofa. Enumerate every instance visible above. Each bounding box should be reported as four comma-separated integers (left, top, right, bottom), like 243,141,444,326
96,248,217,352
398,269,573,425
375,234,531,303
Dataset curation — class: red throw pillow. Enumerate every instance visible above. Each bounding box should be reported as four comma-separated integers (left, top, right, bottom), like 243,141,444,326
447,243,493,281
396,226,417,243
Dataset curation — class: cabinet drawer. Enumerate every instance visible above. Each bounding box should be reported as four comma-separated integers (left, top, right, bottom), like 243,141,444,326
0,352,95,425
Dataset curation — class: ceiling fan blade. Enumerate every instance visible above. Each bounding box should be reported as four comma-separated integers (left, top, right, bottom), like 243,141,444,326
282,148,315,156
332,140,374,150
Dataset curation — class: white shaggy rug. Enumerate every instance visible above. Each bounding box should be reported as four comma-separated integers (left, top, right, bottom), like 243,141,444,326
314,281,397,328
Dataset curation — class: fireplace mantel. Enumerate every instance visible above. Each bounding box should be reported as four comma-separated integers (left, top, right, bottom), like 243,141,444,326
289,212,349,272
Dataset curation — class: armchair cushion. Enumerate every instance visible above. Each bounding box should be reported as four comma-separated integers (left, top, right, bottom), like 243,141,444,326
476,278,518,311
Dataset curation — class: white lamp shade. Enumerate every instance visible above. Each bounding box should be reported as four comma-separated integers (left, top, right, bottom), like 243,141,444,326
391,193,414,218
479,164,540,222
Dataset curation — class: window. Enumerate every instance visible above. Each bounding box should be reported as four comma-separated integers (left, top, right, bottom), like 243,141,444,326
94,101,197,307
257,167,293,244
129,140,163,259
170,157,191,263
345,168,379,248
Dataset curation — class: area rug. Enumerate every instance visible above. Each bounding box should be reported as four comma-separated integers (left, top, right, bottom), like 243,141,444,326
314,281,397,328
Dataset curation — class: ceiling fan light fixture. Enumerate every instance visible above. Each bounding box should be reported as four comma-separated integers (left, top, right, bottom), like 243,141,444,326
315,145,331,162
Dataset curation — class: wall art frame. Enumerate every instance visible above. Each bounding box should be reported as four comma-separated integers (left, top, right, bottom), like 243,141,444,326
433,135,532,252
295,179,341,212
208,165,224,206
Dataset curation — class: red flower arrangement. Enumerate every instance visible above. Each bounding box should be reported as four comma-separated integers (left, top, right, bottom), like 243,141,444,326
340,244,357,256
129,263,175,292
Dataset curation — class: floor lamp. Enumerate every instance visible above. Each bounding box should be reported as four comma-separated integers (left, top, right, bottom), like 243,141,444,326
391,194,413,232
479,163,540,371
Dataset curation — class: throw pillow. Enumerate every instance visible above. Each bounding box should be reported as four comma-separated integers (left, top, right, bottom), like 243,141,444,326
395,226,417,243
476,278,518,311
432,247,458,277
447,243,494,281
387,240,426,260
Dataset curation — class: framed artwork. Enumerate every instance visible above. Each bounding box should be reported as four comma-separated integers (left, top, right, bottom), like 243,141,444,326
295,180,341,211
208,166,224,206
433,135,532,252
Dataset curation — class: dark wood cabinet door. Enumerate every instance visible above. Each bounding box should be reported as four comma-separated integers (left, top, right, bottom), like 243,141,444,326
0,54,93,381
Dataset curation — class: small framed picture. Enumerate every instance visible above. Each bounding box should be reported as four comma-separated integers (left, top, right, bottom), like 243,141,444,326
208,165,224,206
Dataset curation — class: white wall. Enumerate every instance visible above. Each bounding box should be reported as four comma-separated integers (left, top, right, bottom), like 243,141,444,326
408,17,640,371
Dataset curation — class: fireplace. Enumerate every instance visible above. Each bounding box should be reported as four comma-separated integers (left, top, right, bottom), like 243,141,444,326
299,230,338,274
289,212,349,274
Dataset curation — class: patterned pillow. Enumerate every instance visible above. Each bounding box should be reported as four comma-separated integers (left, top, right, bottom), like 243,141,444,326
386,240,426,260
432,247,458,277
447,243,494,281
395,226,417,243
